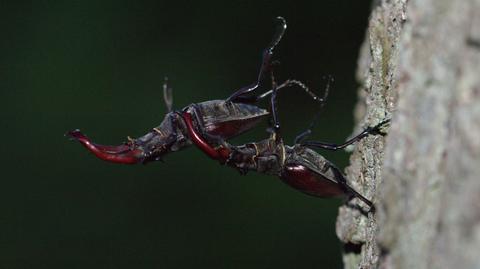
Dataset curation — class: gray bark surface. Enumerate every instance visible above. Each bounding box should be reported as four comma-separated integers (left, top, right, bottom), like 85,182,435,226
336,0,480,268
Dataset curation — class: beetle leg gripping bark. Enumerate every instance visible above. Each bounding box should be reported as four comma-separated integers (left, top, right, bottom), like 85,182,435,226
301,119,390,150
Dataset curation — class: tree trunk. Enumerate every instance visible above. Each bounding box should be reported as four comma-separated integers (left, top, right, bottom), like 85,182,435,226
336,0,480,268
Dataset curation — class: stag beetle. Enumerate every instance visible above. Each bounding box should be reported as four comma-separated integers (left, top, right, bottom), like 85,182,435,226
181,78,389,209
67,17,316,164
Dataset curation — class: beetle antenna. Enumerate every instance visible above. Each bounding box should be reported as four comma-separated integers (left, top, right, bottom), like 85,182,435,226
293,76,333,144
276,78,329,107
163,77,173,113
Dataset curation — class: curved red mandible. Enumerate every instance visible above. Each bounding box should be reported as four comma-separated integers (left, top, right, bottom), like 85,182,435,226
182,112,230,162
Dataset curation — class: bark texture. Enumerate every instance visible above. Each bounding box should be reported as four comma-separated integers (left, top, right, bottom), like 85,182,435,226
336,0,480,268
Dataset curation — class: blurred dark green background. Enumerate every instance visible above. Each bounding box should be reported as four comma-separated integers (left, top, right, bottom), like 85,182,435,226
1,1,371,268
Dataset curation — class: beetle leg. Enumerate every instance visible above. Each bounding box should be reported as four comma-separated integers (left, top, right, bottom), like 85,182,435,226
329,164,373,209
270,85,281,136
294,129,313,145
66,130,144,164
301,119,390,150
293,110,321,144
226,17,287,103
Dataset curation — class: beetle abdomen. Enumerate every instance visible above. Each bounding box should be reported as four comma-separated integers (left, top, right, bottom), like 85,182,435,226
195,100,269,138
281,164,345,198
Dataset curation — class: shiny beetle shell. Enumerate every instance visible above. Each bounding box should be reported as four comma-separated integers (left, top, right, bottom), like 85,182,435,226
281,146,345,198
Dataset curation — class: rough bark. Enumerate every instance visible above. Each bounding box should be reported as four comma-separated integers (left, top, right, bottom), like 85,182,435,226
336,0,480,268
